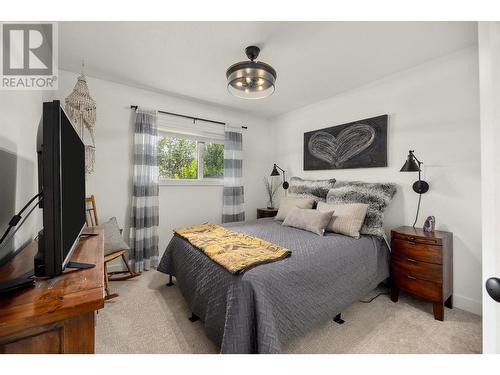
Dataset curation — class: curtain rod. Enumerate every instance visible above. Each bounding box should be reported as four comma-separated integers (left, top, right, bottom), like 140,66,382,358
130,105,247,130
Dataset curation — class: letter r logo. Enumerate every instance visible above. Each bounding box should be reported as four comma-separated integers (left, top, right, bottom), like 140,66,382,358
2,23,53,76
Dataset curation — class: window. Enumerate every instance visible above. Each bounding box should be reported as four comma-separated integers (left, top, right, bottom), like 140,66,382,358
158,131,224,184
156,112,225,185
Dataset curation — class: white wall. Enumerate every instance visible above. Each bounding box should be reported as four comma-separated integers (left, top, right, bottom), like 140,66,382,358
270,47,482,315
0,90,52,256
478,22,500,353
55,71,273,257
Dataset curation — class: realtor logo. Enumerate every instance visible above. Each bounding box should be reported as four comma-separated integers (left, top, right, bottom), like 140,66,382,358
1,22,58,90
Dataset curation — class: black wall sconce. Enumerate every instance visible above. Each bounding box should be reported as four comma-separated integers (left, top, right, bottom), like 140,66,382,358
271,164,289,190
400,150,429,227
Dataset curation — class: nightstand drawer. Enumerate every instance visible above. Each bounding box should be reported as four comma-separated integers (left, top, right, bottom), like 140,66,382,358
392,232,441,246
392,269,442,302
390,254,442,284
391,238,442,264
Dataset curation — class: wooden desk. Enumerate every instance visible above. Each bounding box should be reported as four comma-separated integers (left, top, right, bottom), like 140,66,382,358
0,228,104,353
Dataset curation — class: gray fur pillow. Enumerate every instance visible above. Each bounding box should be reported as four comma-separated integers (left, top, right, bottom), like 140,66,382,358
288,177,336,202
326,182,397,237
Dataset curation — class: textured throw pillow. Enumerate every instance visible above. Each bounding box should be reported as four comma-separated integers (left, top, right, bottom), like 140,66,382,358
282,207,334,236
317,201,369,239
96,217,130,256
326,182,397,238
288,176,336,202
274,196,315,221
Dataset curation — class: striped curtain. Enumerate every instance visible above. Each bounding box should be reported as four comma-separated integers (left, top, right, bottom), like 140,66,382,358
222,130,245,223
129,108,159,272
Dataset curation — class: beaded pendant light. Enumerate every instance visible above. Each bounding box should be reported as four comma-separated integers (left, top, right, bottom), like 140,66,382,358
65,71,96,175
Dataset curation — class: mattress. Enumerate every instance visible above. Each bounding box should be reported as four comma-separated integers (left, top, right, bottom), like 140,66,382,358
157,218,390,353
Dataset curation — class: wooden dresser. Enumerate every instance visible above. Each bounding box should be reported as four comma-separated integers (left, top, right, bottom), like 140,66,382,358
390,226,453,321
0,228,104,353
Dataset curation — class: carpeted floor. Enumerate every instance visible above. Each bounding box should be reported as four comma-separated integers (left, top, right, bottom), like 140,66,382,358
95,270,482,354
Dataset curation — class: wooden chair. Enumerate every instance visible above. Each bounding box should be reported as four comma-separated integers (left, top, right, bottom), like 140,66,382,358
85,195,140,300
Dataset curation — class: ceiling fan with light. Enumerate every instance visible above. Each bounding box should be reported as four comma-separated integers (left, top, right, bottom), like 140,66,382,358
226,45,277,100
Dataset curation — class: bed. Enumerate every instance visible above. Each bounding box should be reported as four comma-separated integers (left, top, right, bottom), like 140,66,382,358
157,217,390,354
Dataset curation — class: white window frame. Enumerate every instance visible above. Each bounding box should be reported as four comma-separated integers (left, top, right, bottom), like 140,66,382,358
158,129,224,186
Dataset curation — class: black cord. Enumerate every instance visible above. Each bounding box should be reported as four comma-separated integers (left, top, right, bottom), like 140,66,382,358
359,291,390,303
0,192,42,245
412,193,422,228
18,192,42,216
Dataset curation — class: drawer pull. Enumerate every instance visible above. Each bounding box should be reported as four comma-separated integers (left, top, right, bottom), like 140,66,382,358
406,275,417,280
407,258,417,263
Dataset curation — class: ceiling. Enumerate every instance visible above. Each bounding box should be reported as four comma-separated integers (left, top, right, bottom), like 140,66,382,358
59,22,477,118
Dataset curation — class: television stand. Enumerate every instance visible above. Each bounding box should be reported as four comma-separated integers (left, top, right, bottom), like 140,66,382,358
66,261,95,269
0,229,104,353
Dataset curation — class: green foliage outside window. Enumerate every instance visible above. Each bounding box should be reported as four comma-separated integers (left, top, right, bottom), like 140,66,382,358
203,143,224,178
158,135,224,180
158,136,197,179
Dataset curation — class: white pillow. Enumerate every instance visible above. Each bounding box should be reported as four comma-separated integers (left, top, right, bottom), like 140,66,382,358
317,201,369,239
274,196,315,221
282,207,334,236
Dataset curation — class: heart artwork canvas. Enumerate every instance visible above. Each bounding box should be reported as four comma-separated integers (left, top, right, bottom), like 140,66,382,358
304,115,388,170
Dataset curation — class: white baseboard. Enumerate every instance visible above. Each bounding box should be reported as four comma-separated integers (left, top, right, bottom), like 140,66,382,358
453,293,482,316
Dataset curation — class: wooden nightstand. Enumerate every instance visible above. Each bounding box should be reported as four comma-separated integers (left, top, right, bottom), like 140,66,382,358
390,226,453,321
257,208,278,219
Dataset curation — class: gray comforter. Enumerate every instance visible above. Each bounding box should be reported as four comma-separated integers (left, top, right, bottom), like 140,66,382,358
157,218,389,353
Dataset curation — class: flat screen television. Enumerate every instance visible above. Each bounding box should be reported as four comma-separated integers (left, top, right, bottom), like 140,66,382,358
35,100,86,277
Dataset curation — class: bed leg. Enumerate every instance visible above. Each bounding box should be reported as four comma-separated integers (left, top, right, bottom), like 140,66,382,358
189,313,200,323
333,313,345,324
166,274,174,287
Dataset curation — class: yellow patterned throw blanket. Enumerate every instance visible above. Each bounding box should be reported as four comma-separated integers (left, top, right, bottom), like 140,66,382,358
174,223,291,274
